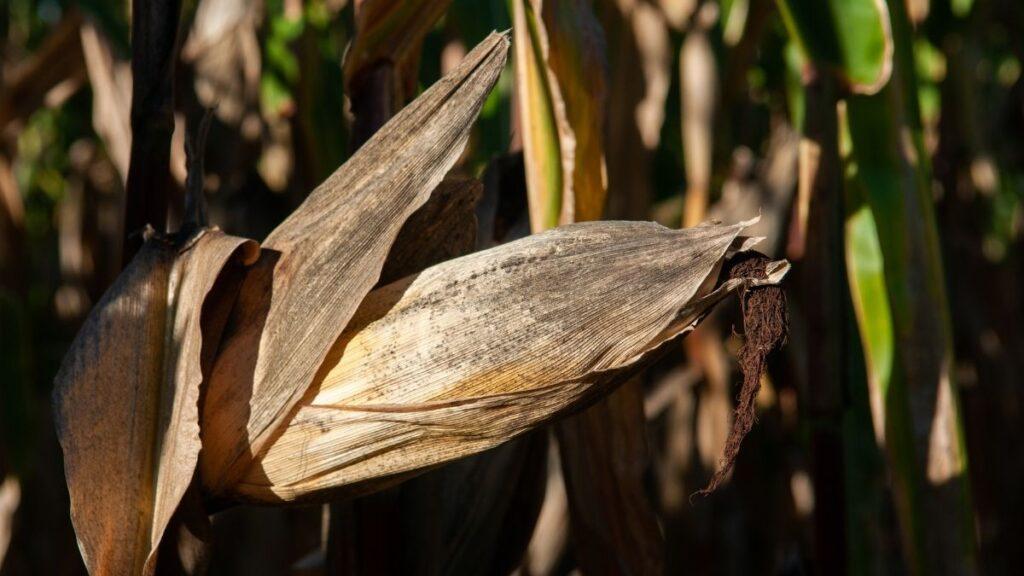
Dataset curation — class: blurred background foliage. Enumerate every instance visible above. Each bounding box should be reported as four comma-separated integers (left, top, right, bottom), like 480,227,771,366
1,0,1023,574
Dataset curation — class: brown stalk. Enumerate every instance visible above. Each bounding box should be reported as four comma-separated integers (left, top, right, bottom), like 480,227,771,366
122,0,184,264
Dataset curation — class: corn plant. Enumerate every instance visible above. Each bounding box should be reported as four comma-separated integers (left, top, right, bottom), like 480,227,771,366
51,30,787,574
6,0,1018,573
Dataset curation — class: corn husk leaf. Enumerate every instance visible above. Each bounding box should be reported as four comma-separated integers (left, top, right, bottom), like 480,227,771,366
199,32,510,493
232,219,787,502
52,230,257,575
512,0,608,230
379,175,482,288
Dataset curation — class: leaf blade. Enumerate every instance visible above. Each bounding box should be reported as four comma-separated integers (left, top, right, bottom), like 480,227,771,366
512,0,608,230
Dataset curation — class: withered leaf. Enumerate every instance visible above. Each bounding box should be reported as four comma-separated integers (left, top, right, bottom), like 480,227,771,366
378,175,482,288
53,230,257,575
200,32,510,494
542,0,608,223
232,219,787,502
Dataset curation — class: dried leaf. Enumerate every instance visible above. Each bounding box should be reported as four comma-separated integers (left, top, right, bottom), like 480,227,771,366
680,4,718,228
232,219,787,502
379,175,482,287
80,21,132,182
181,0,262,126
52,230,257,575
200,32,510,494
601,0,670,220
556,380,664,575
512,0,607,230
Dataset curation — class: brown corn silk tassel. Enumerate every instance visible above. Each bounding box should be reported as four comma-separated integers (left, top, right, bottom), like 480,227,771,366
697,251,789,496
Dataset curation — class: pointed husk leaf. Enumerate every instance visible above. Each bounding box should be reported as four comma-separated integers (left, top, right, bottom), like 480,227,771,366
199,32,511,494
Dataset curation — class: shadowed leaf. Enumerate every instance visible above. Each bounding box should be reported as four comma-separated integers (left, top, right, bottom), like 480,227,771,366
842,0,977,565
52,230,257,575
379,175,482,287
556,379,664,575
777,0,893,94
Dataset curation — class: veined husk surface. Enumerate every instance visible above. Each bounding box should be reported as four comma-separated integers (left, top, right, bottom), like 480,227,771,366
232,220,787,503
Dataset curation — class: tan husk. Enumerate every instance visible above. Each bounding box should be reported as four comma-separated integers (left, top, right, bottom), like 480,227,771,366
230,219,787,503
199,32,510,494
52,229,257,575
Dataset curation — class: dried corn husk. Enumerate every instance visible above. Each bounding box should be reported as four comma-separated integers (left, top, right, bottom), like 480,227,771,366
53,230,257,575
232,219,787,502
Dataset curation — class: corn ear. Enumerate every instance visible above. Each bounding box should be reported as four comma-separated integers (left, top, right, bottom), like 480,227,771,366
232,219,787,502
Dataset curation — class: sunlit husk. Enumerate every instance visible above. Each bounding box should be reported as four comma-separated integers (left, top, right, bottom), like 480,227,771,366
231,220,787,502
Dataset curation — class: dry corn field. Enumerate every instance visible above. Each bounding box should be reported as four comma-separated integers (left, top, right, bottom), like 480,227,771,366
2,0,1023,575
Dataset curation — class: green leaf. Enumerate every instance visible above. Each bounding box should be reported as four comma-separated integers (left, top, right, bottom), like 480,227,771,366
777,0,893,94
841,1,978,571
